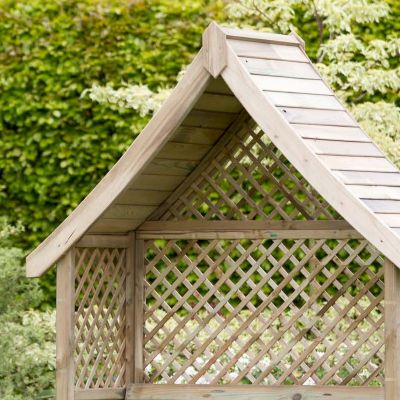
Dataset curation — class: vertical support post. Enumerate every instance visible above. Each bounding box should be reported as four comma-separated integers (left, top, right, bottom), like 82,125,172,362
134,239,145,383
385,258,400,399
56,249,75,400
125,232,135,384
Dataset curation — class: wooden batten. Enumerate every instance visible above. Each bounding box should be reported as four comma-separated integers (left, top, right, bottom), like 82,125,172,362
56,250,75,400
384,259,400,399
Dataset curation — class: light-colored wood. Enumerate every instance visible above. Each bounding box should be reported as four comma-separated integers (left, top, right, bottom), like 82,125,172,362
222,27,300,46
76,235,129,248
293,124,371,142
320,155,395,172
126,384,383,400
346,185,400,200
103,205,157,220
222,41,400,269
74,388,125,400
26,49,212,277
253,75,331,94
56,250,75,400
363,199,400,213
305,139,382,157
240,57,318,79
117,190,172,206
279,107,357,126
125,232,135,384
385,258,400,399
134,239,144,383
333,170,400,186
88,219,142,234
376,213,400,227
128,175,183,191
203,22,227,78
228,38,307,62
266,91,342,110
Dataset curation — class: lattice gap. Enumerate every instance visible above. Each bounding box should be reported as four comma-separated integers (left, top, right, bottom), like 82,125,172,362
74,247,127,389
143,238,384,386
160,121,341,222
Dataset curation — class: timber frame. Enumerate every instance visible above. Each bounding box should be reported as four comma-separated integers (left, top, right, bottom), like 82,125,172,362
27,22,400,400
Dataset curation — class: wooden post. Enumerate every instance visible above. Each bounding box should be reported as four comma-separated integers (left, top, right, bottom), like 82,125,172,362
385,258,400,399
56,250,75,400
125,232,136,384
134,239,145,383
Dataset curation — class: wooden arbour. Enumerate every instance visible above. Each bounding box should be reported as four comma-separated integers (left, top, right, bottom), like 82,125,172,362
27,23,400,400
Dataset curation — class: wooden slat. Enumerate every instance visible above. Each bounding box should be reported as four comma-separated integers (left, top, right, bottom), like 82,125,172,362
223,28,300,45
228,39,308,62
195,93,242,113
333,170,400,186
362,199,400,213
76,235,129,248
183,110,236,129
126,384,383,400
144,159,198,176
172,126,223,145
157,142,212,161
89,219,141,233
125,232,135,384
240,57,318,79
320,156,395,172
56,250,75,400
221,43,400,271
266,91,343,110
103,205,157,220
134,239,144,383
346,185,400,200
75,388,125,400
279,107,357,127
26,49,212,277
305,140,382,157
206,77,233,95
137,220,360,239
385,259,400,399
253,75,331,95
376,213,400,227
117,190,172,206
293,124,371,142
129,175,183,191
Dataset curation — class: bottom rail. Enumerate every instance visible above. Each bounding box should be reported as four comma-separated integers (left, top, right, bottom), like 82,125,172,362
126,384,383,400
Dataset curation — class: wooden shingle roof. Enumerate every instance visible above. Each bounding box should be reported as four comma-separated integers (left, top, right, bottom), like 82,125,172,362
26,22,400,277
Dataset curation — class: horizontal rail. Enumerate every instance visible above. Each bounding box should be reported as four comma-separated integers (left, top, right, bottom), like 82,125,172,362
126,384,383,400
137,220,362,239
75,388,125,400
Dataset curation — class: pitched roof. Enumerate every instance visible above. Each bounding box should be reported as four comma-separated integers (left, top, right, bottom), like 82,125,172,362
26,22,400,277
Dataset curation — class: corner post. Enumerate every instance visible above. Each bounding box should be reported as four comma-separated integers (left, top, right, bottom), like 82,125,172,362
56,249,75,400
133,238,145,383
125,232,136,384
202,22,227,78
385,258,400,399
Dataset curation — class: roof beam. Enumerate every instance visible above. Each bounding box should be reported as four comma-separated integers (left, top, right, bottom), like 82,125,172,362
202,22,227,78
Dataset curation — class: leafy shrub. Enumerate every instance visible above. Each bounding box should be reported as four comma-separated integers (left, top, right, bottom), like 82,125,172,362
0,0,213,248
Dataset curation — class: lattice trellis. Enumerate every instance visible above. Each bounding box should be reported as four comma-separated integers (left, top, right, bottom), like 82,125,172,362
160,122,341,222
74,247,127,389
143,238,384,386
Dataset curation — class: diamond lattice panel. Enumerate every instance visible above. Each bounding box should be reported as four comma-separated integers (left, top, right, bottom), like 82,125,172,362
143,238,384,386
74,247,127,389
161,123,341,222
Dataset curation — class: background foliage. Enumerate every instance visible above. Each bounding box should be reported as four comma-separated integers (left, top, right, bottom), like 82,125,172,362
0,0,398,398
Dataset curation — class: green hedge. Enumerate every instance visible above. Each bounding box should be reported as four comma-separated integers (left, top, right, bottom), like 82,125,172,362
0,0,215,249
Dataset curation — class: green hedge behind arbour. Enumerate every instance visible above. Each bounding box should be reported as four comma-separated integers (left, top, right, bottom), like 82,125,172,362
0,0,216,248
